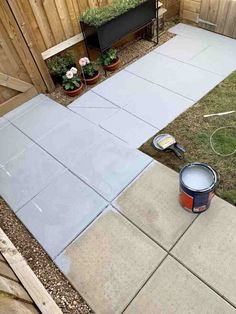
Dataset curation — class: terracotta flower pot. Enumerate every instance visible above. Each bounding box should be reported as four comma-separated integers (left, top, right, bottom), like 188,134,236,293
103,58,121,72
63,83,84,97
81,71,100,85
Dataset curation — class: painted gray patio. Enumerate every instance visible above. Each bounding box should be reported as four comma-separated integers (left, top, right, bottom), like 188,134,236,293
1,24,236,313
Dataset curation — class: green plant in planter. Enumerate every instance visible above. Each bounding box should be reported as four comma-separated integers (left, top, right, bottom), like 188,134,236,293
79,57,98,79
101,49,118,66
80,0,146,27
47,52,75,77
62,67,81,91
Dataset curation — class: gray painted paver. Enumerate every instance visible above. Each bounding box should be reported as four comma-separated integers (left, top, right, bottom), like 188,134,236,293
0,117,9,129
170,23,236,49
0,144,64,212
93,70,194,129
100,109,158,148
38,113,151,200
55,208,166,314
189,45,236,76
69,133,152,201
114,162,195,250
4,94,75,141
154,35,209,62
0,123,33,167
172,197,236,307
124,256,236,314
68,91,119,124
17,170,107,259
126,52,223,101
68,90,118,108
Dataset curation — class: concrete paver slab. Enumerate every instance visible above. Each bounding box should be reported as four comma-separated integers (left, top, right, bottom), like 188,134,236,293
93,71,193,129
0,144,64,212
70,133,152,201
100,109,158,148
124,256,235,314
38,114,97,168
170,23,236,49
0,123,33,167
4,94,47,121
72,107,119,125
0,117,9,129
154,35,208,62
114,162,195,250
5,94,75,141
126,52,223,101
189,45,236,76
172,197,236,307
68,91,118,108
55,208,166,314
17,171,107,259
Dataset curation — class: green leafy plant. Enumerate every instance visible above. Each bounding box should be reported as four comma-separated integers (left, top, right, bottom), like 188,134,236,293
62,67,81,91
101,49,118,66
47,52,75,77
79,57,98,79
80,0,146,27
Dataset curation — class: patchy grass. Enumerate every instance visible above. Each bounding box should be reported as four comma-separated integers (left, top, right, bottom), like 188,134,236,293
140,71,236,205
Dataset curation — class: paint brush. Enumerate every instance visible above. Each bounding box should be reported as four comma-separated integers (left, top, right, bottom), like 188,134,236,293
204,111,235,118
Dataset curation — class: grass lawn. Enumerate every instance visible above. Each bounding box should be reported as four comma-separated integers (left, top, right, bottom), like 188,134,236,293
140,71,236,206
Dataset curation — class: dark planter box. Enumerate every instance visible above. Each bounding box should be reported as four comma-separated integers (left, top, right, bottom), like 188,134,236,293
80,0,156,52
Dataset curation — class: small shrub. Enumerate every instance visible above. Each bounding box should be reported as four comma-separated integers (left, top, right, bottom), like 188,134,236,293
47,52,75,77
101,49,118,66
80,0,146,27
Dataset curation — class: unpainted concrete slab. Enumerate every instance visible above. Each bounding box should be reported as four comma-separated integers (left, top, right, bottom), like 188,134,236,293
114,162,195,250
172,196,236,307
124,256,235,314
55,208,166,314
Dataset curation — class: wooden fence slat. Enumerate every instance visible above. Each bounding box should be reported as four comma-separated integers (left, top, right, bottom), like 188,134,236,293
42,0,66,43
0,72,33,93
19,0,47,52
66,0,80,33
0,260,19,282
0,228,63,314
54,0,74,38
223,1,236,38
0,297,40,314
8,0,54,92
0,276,33,303
28,0,55,49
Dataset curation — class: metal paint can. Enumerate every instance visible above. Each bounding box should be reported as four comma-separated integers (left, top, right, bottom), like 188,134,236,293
179,163,219,213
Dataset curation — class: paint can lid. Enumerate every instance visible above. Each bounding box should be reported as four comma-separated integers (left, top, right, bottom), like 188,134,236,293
180,163,218,192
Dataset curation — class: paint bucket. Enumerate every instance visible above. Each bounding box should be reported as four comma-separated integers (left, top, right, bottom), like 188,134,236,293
179,163,219,213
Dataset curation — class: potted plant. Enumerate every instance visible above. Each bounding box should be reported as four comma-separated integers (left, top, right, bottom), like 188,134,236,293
101,49,120,71
62,67,84,97
79,57,100,85
47,52,76,84
80,0,156,51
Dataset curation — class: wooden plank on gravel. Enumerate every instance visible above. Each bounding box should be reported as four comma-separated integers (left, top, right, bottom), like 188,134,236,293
0,228,63,314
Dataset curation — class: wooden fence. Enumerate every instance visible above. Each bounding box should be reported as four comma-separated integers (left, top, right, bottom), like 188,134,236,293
181,0,236,38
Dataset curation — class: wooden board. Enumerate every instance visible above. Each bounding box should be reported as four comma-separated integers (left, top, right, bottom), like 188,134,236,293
0,261,19,282
0,228,63,314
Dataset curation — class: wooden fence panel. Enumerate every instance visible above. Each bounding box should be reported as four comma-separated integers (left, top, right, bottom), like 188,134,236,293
22,0,110,54
181,0,236,38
